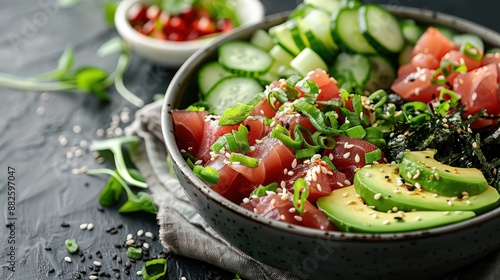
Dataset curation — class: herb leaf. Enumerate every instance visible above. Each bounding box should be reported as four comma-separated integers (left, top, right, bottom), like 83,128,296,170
98,175,123,207
119,192,157,214
219,103,253,126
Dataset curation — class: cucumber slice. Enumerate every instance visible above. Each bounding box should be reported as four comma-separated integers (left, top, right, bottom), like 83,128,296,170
304,0,343,14
268,22,301,55
399,44,413,66
452,33,484,51
332,52,371,87
301,8,339,53
288,3,316,18
359,4,405,54
205,76,264,115
269,44,295,66
331,8,377,54
218,41,273,77
304,30,333,63
400,19,424,45
250,29,275,52
288,19,309,51
290,48,328,77
198,61,233,97
364,56,396,93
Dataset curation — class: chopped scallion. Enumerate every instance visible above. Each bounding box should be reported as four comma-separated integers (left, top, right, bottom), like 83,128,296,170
127,246,143,260
65,239,79,254
250,183,279,197
229,153,259,168
293,178,309,215
193,166,220,184
141,258,167,280
365,149,382,164
345,125,366,139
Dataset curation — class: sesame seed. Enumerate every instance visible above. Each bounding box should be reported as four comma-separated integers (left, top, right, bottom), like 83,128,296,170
466,200,472,205
271,198,276,206
242,198,250,203
181,277,187,280
145,232,154,239
64,256,72,263
73,125,82,134
143,243,150,249
462,191,469,197
354,154,360,163
435,173,440,180
392,207,398,212
415,182,421,189
87,223,94,231
337,182,344,187
317,184,323,192
432,193,439,198
280,214,286,221
287,171,294,176
394,189,401,194
343,152,351,159
412,170,421,179
136,271,142,276
291,159,297,169
288,207,296,213
345,200,356,205
365,172,372,178
472,142,478,149
93,261,102,267
344,180,351,185
342,192,349,197
374,193,382,200
372,213,378,219
125,239,135,246
79,223,88,230
382,220,390,225
253,208,258,213
415,216,422,221
89,276,98,280
294,216,303,222
283,168,288,175
126,234,133,240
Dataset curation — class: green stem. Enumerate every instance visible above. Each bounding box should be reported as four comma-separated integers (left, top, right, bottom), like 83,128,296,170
106,50,145,108
0,74,78,92
86,168,136,199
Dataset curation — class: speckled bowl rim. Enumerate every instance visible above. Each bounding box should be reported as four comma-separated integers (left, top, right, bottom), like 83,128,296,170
162,6,500,242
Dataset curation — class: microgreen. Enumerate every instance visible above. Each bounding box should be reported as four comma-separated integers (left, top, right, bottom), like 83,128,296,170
90,136,148,188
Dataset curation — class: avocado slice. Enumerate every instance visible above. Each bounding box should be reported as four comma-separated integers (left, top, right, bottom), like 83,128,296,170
354,164,499,214
399,150,489,196
317,185,475,233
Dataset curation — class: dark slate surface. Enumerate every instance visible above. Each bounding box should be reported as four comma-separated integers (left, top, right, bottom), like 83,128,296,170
0,0,499,279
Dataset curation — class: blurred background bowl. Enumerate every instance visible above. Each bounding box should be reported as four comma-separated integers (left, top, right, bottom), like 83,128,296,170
162,6,500,280
114,0,265,67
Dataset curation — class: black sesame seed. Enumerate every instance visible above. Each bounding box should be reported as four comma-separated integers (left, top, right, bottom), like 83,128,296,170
80,256,85,263
117,224,123,229
44,247,52,251
106,227,115,233
96,251,102,258
97,207,105,212
124,270,130,275
112,254,118,260
48,268,55,273
110,229,119,235
112,268,121,273
116,256,122,264
129,259,136,263
384,175,389,179
84,182,89,187
114,244,122,249
406,185,416,191
99,271,106,276
74,273,81,279
89,265,94,270
125,261,131,268
60,222,70,228
79,251,84,257
445,169,451,172
89,272,98,276
79,270,86,274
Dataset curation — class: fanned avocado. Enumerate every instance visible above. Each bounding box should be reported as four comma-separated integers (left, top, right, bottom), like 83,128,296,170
354,164,499,214
317,186,475,233
399,150,489,197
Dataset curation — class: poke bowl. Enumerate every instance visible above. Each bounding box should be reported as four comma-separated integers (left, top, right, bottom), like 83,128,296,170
161,2,500,279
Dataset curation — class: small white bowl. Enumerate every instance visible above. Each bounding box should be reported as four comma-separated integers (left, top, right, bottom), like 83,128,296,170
114,0,265,67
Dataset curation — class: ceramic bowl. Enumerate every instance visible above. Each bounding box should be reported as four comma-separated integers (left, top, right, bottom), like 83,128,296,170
161,7,500,280
114,0,265,67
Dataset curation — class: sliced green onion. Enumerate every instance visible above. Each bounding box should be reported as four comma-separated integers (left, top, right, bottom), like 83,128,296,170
65,239,79,254
367,89,387,110
193,166,220,184
293,178,309,215
127,246,143,260
232,124,251,153
321,156,337,171
351,94,363,114
295,79,320,98
293,98,341,135
286,75,302,91
439,88,461,107
345,125,366,139
250,182,279,197
246,92,266,107
461,42,483,60
365,149,382,164
270,124,303,150
224,133,239,151
219,103,253,126
403,101,431,125
364,127,386,148
267,87,289,110
141,258,167,280
229,153,259,168
295,148,317,159
210,137,228,154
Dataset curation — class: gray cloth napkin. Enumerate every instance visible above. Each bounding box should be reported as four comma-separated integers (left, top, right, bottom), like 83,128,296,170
125,100,300,280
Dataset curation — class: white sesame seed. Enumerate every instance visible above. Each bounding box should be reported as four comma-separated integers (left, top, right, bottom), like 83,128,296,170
337,182,344,187
415,216,422,221
89,276,98,280
394,189,401,194
447,200,453,206
317,184,323,192
93,261,102,267
64,256,72,263
392,207,398,212
288,207,296,213
432,193,439,198
382,220,390,225
345,200,356,205
59,136,68,146
374,193,382,200
127,234,133,240
143,242,150,249
329,153,333,160
280,214,286,221
145,232,154,239
136,270,142,276
271,198,276,206
466,200,472,205
242,198,250,203
79,223,88,230
87,223,94,231
126,239,135,246
287,171,294,176
294,216,303,222
412,170,421,180
443,211,450,215
73,125,82,134
74,149,83,158
283,168,288,175
291,159,298,169
415,182,421,189
344,180,351,185
354,154,360,163
472,142,478,149
372,213,378,219
342,192,349,197
36,106,46,115
343,152,351,159
181,277,187,280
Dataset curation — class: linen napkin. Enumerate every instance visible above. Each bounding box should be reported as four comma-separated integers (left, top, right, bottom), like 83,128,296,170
125,100,300,280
